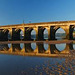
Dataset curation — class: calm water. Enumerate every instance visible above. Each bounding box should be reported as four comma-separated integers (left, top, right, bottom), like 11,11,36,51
0,35,75,75
0,43,75,75
0,54,65,75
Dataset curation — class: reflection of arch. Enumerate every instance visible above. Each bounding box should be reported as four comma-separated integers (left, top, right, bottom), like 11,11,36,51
44,43,49,50
25,43,37,53
8,44,11,49
38,43,50,53
12,44,21,52
0,44,9,51
55,43,66,51
8,43,25,52
50,43,69,54
73,43,75,50
20,43,24,50
31,43,36,50
50,44,60,54
69,43,75,50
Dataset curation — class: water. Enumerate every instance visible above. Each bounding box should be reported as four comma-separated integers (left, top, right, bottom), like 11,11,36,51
0,35,75,75
0,54,65,75
0,43,75,75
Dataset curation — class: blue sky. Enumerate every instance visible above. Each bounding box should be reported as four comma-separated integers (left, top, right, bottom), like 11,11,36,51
0,0,75,25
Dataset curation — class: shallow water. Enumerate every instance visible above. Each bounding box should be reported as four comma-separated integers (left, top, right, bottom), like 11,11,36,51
0,42,75,75
0,35,75,75
0,54,65,75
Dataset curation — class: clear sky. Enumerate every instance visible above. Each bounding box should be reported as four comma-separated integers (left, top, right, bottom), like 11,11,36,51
0,0,75,25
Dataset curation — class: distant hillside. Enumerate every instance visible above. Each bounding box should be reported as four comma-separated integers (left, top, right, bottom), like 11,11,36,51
56,33,66,37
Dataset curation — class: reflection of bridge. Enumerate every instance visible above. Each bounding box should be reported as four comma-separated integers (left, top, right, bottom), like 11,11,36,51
0,20,75,56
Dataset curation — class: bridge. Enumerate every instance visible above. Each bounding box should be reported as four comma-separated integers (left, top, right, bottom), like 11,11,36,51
0,20,75,57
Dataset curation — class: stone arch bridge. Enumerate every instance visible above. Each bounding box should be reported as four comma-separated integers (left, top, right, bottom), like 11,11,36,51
0,20,75,57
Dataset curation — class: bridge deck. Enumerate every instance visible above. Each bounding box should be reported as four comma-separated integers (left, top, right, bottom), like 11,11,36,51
0,40,73,44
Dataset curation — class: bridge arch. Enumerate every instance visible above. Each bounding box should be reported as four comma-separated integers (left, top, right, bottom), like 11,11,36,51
0,29,9,41
69,25,75,40
55,27,66,40
8,31,11,40
31,30,36,40
43,29,48,40
20,30,24,40
72,27,75,40
9,28,24,41
25,27,37,40
70,25,75,49
50,26,68,40
38,27,49,40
